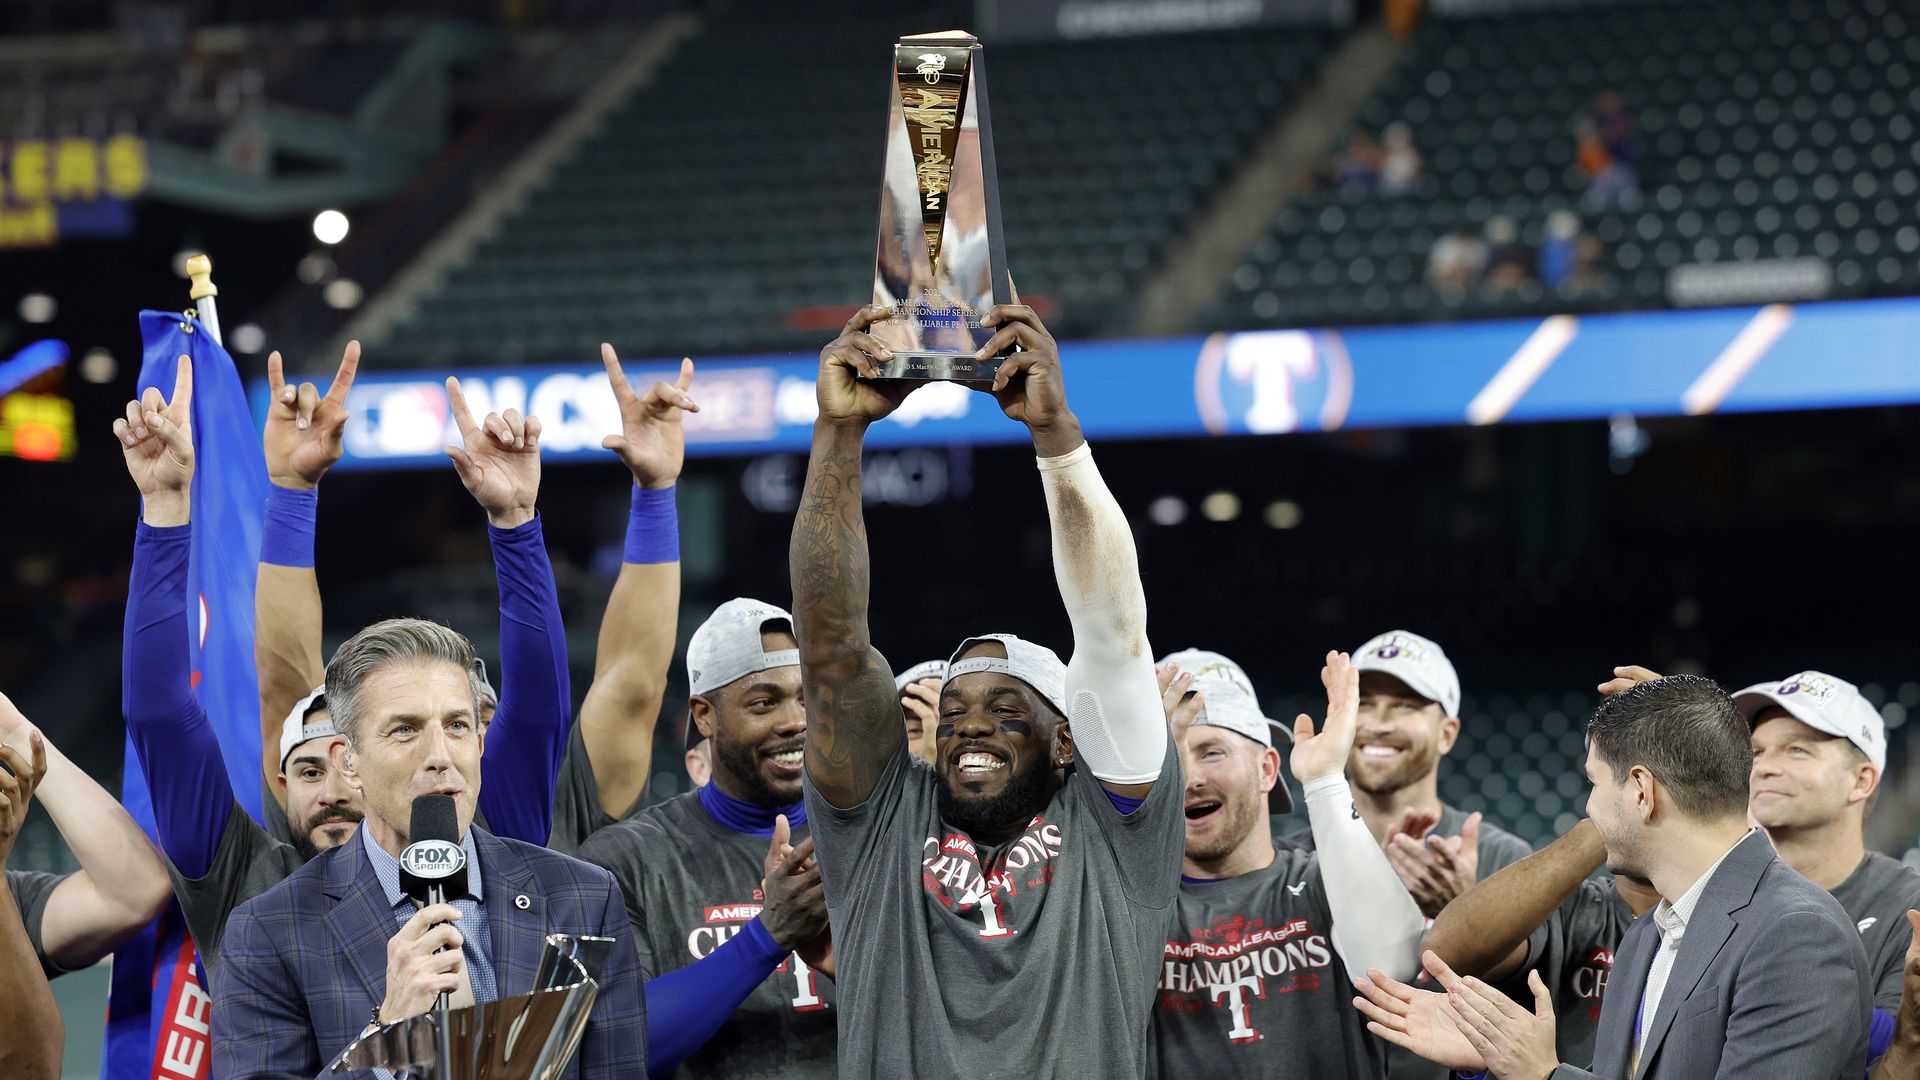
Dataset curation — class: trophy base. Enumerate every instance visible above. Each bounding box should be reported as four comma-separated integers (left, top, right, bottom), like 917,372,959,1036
868,352,1000,385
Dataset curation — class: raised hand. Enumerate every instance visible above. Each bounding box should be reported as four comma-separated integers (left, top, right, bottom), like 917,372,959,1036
977,305,1079,455
1880,910,1920,1075
1597,665,1663,696
1158,662,1203,737
1387,811,1484,919
816,305,914,426
601,347,699,490
444,376,541,529
0,727,46,867
758,814,828,951
1424,950,1560,1080
263,342,359,490
1352,967,1484,1072
114,356,194,526
1290,651,1359,784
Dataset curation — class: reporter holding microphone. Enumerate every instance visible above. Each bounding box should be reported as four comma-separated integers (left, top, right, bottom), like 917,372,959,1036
211,611,646,1078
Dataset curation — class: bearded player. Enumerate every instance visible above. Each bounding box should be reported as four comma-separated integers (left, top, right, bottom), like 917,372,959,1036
790,304,1183,1079
1151,649,1424,1079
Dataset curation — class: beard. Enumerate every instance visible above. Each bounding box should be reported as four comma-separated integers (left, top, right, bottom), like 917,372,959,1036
1350,740,1440,796
937,750,1052,840
1185,791,1266,866
291,805,365,861
713,731,798,806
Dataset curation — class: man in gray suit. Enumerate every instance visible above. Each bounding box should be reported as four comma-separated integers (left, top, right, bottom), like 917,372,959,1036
1354,674,1871,1079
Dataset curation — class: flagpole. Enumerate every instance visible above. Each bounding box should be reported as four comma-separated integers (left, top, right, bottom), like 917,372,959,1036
185,254,222,347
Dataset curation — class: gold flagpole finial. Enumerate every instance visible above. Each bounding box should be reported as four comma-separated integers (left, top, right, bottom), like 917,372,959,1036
186,254,218,301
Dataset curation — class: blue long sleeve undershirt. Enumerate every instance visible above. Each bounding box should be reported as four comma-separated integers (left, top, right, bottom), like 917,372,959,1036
644,916,790,1077
641,786,814,1076
476,514,572,846
122,522,234,879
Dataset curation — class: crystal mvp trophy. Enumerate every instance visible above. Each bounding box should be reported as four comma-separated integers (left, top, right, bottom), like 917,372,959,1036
868,32,1014,384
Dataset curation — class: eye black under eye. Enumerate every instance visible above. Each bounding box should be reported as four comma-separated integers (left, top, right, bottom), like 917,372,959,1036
936,723,955,738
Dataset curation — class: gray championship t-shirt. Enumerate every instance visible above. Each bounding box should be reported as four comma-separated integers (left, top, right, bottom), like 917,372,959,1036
1830,851,1920,1012
171,801,305,990
1150,848,1385,1080
804,740,1185,1080
1281,803,1534,1080
7,868,76,979
1518,877,1634,1067
576,791,836,1080
549,722,647,856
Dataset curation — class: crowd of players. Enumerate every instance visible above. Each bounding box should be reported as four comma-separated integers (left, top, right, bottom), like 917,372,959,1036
1,303,1917,1078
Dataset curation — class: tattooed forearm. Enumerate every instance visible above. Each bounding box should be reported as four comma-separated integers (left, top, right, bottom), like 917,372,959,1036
791,420,906,808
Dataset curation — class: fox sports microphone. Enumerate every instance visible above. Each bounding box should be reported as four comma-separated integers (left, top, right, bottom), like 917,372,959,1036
399,794,467,1009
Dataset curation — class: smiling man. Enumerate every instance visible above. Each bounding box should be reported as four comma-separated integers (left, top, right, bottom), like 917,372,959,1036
212,619,646,1079
1283,632,1531,917
1736,670,1920,1060
1279,630,1533,1080
578,598,837,1079
1150,649,1425,1080
790,304,1183,1079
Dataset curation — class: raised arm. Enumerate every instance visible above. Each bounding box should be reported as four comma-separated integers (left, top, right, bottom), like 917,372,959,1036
442,377,571,846
1291,652,1426,982
254,344,357,804
791,306,916,810
0,696,167,970
1424,818,1607,982
577,349,700,819
0,736,64,1080
114,358,236,878
979,305,1164,794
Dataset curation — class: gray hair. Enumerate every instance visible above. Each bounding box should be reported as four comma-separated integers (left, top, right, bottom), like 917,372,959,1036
325,618,486,745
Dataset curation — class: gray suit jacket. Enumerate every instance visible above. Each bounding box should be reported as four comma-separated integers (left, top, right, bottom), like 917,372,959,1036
1551,830,1869,1080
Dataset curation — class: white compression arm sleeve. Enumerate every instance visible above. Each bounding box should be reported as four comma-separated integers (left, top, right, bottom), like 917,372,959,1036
1305,774,1426,982
1038,442,1166,784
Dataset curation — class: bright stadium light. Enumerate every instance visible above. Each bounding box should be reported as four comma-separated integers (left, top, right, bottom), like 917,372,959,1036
312,209,350,245
1200,491,1241,523
230,323,267,354
1148,496,1187,526
322,278,363,309
80,348,117,384
1264,499,1302,530
18,293,56,323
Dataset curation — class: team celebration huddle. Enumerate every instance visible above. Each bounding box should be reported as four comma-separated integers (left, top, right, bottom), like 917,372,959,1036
8,8,1920,1079
0,294,1909,1080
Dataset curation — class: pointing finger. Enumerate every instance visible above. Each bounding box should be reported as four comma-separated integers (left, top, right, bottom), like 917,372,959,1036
326,340,361,404
171,355,194,414
267,349,287,397
445,377,479,439
674,356,694,393
601,343,636,403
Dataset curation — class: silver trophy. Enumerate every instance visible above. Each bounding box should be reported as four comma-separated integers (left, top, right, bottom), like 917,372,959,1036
327,934,614,1080
868,31,1013,384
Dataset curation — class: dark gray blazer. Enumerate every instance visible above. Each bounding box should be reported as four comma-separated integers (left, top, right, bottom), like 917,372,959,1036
1552,829,1869,1080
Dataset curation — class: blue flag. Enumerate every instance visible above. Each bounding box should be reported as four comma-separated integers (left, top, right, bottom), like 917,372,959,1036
104,311,268,1080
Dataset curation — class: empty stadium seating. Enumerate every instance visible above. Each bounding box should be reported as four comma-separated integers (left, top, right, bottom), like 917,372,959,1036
1219,0,1920,330
382,16,1334,364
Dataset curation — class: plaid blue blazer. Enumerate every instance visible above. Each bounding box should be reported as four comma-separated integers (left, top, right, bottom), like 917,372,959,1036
211,826,646,1079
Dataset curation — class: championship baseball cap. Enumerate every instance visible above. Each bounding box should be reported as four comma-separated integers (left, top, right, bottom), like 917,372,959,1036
895,659,948,694
1161,649,1293,813
944,634,1068,718
684,598,799,743
278,683,337,772
1352,630,1461,718
1734,670,1886,771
